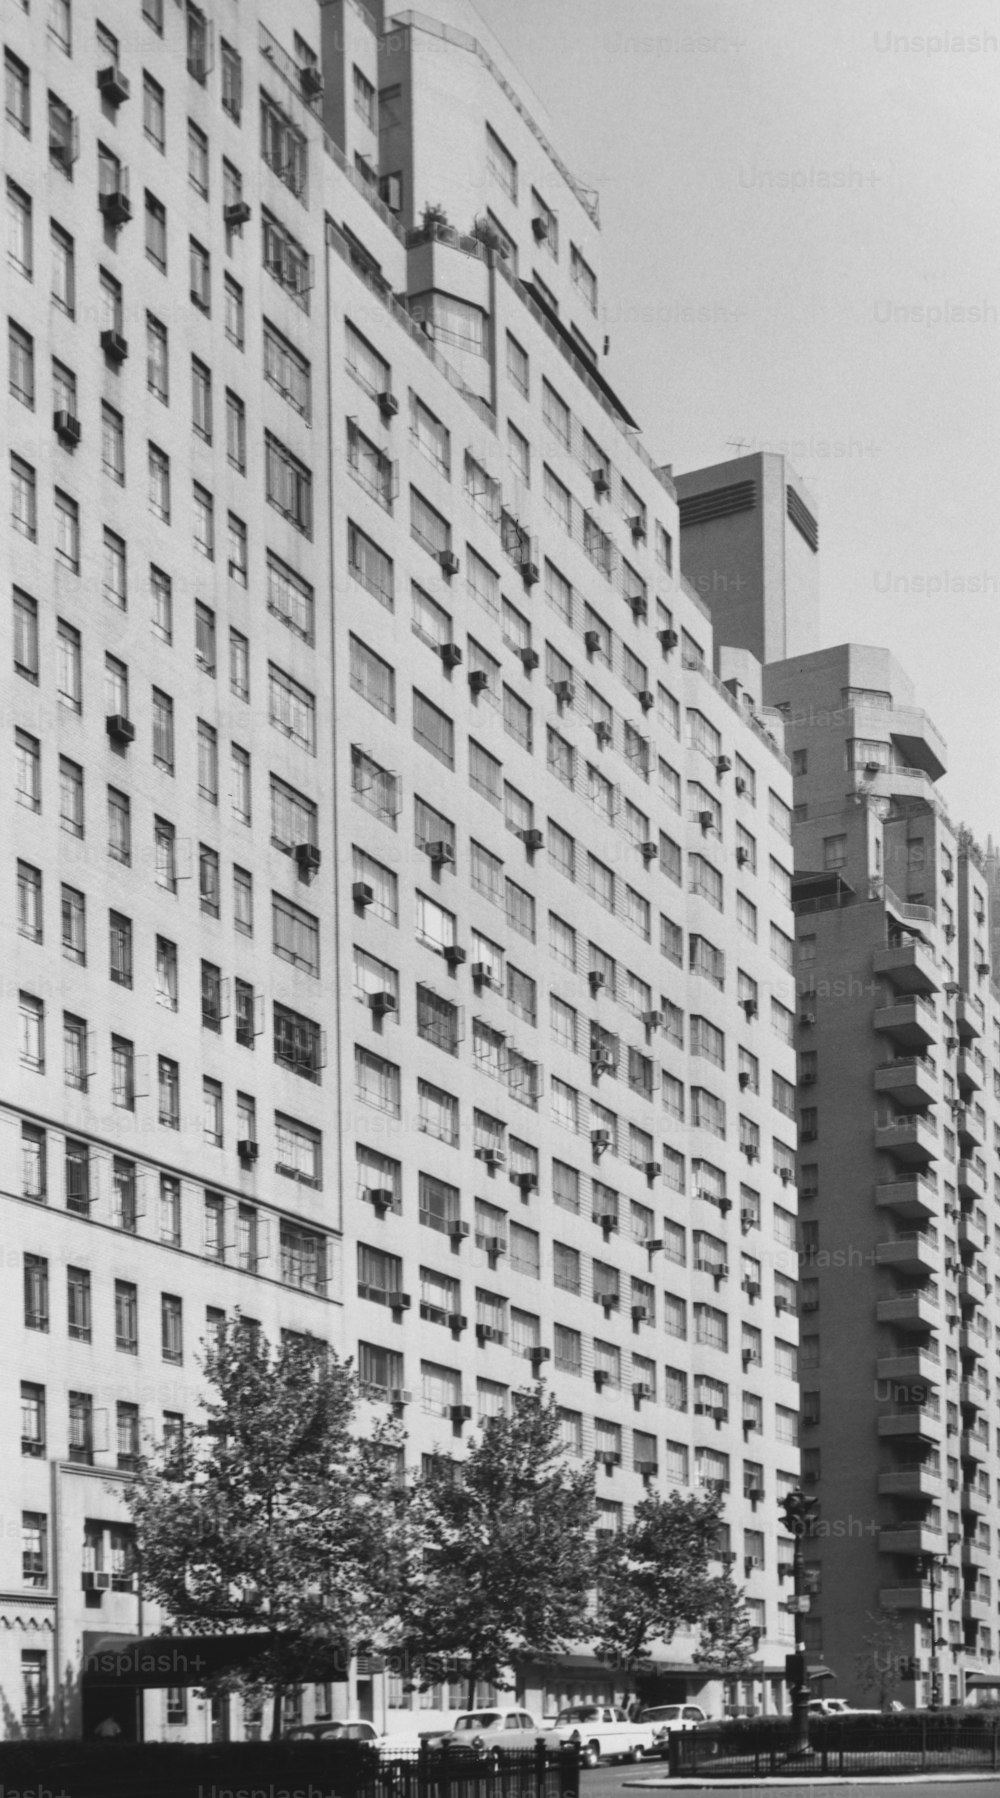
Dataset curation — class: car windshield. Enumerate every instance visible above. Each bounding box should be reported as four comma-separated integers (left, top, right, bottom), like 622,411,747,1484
556,1708,600,1723
643,1707,682,1721
455,1714,501,1731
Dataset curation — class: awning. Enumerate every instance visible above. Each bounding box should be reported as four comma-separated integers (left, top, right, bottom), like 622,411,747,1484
82,1631,349,1691
808,1665,837,1682
965,1672,1000,1689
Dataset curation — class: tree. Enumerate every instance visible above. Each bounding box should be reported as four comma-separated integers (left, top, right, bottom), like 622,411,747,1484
399,1389,596,1706
692,1579,759,1679
592,1491,726,1674
125,1322,406,1739
854,1607,905,1711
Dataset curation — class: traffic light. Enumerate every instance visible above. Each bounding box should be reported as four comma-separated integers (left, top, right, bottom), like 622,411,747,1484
784,1652,808,1690
779,1488,819,1538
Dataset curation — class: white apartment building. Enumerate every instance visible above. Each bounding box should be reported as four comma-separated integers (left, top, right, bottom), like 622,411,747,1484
2,0,801,1739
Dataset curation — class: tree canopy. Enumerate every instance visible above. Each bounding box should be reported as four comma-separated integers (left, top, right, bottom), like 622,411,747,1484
592,1490,735,1672
397,1389,596,1704
126,1323,405,1733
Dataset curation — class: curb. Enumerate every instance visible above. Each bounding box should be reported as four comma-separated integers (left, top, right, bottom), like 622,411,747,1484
625,1778,1000,1789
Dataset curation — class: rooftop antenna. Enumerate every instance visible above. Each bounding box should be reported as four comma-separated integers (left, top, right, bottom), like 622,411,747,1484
726,440,752,454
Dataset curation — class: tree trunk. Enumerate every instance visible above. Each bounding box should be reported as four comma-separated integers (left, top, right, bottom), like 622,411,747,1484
467,1672,476,1710
271,1682,284,1742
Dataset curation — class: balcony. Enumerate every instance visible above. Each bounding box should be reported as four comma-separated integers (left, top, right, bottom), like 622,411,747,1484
873,996,936,1051
957,1268,988,1308
958,1213,986,1255
876,1349,942,1386
876,1292,938,1332
875,1175,938,1222
874,1116,938,1167
877,1466,942,1499
956,995,981,1041
961,1486,988,1516
959,1380,985,1413
879,1525,944,1557
957,1161,985,1201
874,1057,938,1109
880,1583,935,1612
959,1326,985,1363
877,1408,941,1441
875,1235,939,1278
960,1432,988,1464
962,1595,990,1625
953,1107,984,1151
886,704,947,781
962,1541,990,1572
873,940,940,996
956,1050,983,1093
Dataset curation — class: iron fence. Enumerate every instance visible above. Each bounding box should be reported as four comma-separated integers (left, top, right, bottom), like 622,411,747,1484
0,1739,580,1798
669,1714,1000,1779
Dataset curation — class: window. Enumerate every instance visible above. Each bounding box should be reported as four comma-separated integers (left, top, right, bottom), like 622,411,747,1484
160,1176,181,1248
191,483,214,559
264,321,310,418
189,236,210,310
150,689,174,773
269,664,316,753
263,433,312,535
97,530,127,612
221,35,242,117
188,120,209,197
9,322,34,409
11,455,36,540
114,1282,138,1355
21,1383,45,1457
143,73,165,151
221,391,246,474
13,591,38,687
486,124,517,201
98,404,126,487
111,1035,134,1110
267,551,314,641
571,243,598,313
145,191,167,270
262,209,312,310
410,689,454,767
410,393,450,476
189,358,213,443
418,1078,459,1147
8,182,32,278
22,1513,47,1591
275,1003,323,1084
223,272,245,349
203,1077,223,1147
410,487,450,559
272,892,320,976
280,1220,326,1288
152,1292,183,1369
226,744,250,823
5,51,30,135
59,757,83,838
261,90,308,197
148,444,171,522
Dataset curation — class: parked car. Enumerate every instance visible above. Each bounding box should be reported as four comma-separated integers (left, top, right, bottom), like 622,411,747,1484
639,1704,709,1756
420,1708,544,1761
807,1699,881,1718
542,1703,656,1766
283,1718,383,1762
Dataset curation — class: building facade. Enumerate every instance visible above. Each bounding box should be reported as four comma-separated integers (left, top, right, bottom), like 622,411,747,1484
763,645,1000,1709
2,0,803,1738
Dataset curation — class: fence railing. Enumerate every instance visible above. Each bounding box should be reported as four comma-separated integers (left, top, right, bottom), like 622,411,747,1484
669,1715,1000,1779
0,1741,580,1798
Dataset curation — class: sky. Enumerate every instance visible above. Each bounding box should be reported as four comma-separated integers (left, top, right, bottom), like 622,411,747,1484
473,0,1000,848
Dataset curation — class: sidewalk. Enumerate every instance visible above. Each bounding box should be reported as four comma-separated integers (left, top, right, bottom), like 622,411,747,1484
625,1777,1000,1792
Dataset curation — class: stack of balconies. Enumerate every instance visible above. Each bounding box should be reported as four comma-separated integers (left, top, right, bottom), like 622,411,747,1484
873,930,946,1614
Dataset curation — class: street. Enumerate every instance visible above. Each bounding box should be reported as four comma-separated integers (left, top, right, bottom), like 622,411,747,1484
594,1770,1000,1798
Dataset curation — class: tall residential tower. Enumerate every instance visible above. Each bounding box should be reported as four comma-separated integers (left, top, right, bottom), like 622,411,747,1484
2,0,802,1737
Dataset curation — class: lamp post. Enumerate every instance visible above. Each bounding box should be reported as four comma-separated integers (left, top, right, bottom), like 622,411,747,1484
779,1488,819,1756
917,1555,948,1709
